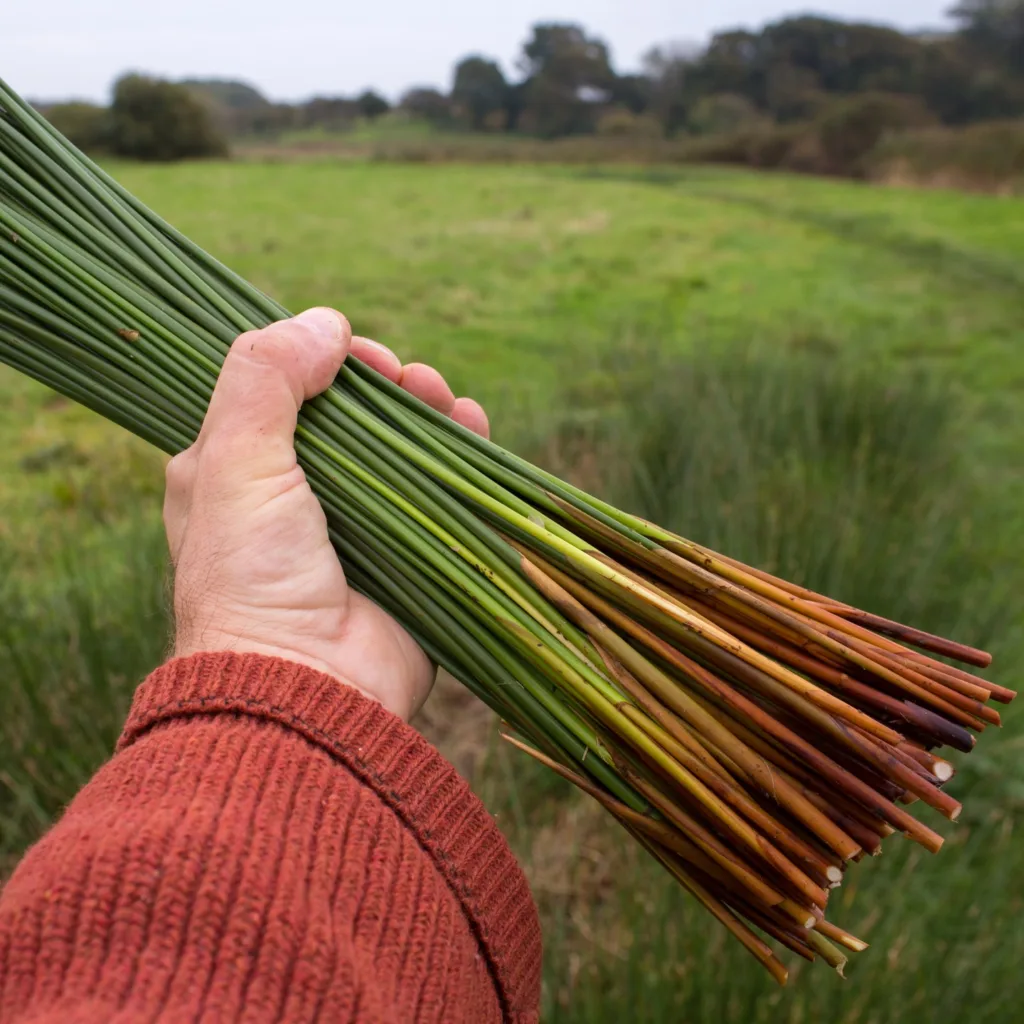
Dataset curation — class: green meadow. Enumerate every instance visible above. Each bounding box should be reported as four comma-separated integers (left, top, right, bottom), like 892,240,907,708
2,162,1023,1022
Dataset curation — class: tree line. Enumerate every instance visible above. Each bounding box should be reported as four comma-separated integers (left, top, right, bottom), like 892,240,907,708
42,2,1024,161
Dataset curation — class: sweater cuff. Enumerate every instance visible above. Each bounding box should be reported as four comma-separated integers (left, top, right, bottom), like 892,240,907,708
119,651,541,1022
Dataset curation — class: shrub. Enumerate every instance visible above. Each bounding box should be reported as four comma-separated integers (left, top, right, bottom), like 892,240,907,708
482,109,509,132
688,93,765,136
596,107,663,138
680,123,816,172
814,91,937,176
356,90,391,120
42,102,112,155
867,119,1024,192
399,87,453,128
744,123,809,168
683,94,939,179
682,131,760,165
182,79,273,137
109,74,229,161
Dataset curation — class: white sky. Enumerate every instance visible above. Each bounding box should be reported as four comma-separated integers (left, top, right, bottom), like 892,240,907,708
8,1,954,104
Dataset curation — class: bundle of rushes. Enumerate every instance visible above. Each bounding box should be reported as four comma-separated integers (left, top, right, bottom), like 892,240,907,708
0,78,1014,985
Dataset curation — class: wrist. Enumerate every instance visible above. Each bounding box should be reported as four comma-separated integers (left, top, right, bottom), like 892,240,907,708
173,636,412,720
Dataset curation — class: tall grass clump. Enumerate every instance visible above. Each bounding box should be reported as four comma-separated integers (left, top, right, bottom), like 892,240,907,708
0,518,169,866
549,345,1011,634
868,121,1024,194
532,344,1023,1021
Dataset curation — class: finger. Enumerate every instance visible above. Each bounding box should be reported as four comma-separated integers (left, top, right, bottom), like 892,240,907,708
350,336,402,383
399,362,456,415
451,397,490,439
163,448,198,560
197,308,351,478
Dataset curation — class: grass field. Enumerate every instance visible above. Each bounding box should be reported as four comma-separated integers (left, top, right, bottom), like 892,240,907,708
2,162,1023,1021
4,162,1022,530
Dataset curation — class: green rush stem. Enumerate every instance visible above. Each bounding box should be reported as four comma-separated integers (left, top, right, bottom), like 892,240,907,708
297,421,633,712
333,525,647,810
0,241,217,397
316,482,649,809
344,354,656,547
0,112,211,312
341,364,563,520
0,142,241,345
0,204,224,372
0,285,208,420
20,202,233,361
0,78,255,332
324,377,735,651
300,424,573,649
0,332,189,453
333,369,586,547
302,401,599,661
1,213,227,377
0,111,220,316
297,440,630,741
0,313,201,438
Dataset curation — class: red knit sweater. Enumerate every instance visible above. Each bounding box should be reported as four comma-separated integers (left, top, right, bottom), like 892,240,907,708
0,652,542,1023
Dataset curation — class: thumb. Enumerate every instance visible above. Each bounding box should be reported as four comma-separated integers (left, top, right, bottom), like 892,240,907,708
196,307,351,479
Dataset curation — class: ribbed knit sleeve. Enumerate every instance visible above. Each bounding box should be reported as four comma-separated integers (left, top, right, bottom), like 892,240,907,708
0,652,542,1023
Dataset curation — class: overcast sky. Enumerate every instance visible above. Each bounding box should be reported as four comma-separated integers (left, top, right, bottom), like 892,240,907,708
8,1,954,104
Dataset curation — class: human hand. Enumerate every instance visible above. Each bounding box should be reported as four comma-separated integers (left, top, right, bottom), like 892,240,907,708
164,308,489,722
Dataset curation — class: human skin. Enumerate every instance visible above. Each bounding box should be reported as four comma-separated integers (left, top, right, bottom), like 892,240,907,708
165,306,490,723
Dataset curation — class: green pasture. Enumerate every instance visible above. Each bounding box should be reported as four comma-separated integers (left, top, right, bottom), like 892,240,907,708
1,162,1023,1022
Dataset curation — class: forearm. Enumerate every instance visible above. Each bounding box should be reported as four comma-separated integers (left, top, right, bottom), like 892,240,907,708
0,653,541,1023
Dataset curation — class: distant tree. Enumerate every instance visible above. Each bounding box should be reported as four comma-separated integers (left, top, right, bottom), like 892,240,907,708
952,0,1024,73
182,79,269,112
43,102,112,154
688,30,763,103
517,77,595,137
596,107,662,138
299,96,360,131
519,22,614,87
816,92,937,174
109,75,227,161
182,79,270,136
640,14,1024,131
503,81,529,132
400,87,452,126
764,63,827,122
451,56,508,131
760,17,920,95
356,90,391,120
643,43,698,136
517,23,615,137
915,35,1024,122
688,93,764,135
609,74,652,115
246,103,301,136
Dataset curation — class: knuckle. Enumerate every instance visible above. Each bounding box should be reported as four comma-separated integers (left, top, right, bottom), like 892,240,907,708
232,326,270,351
232,321,299,360
224,322,307,384
165,449,196,491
